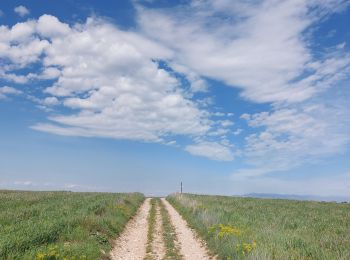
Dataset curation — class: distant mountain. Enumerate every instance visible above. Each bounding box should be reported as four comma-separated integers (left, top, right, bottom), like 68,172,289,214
243,193,349,203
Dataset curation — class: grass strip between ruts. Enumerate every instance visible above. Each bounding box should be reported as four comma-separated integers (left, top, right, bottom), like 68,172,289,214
159,199,183,260
144,198,157,260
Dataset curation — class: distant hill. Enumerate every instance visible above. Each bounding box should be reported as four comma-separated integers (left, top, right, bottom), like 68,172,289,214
243,193,349,203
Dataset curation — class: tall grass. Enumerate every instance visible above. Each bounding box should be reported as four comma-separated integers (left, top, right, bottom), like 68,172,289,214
0,190,144,259
167,193,350,259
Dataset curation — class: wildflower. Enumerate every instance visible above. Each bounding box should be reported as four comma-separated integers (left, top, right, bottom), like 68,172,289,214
235,241,257,255
243,243,253,253
36,253,46,260
217,224,241,237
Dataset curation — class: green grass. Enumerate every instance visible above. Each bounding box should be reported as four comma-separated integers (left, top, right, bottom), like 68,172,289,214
0,190,144,259
145,198,157,260
159,199,182,260
167,193,350,260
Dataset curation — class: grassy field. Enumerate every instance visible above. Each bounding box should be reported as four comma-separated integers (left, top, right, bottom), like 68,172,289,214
167,193,350,260
0,190,144,259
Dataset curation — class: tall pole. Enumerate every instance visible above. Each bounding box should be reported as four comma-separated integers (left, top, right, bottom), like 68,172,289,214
181,181,183,194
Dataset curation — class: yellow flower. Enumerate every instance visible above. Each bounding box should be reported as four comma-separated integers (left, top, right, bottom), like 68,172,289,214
243,243,253,253
36,253,46,260
217,224,241,237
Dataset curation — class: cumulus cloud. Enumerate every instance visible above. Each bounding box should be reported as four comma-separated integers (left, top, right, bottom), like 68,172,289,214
1,1,350,165
0,21,49,68
32,18,214,142
0,86,22,99
14,5,30,17
233,129,243,136
0,14,232,159
185,141,234,161
42,97,59,106
36,14,71,37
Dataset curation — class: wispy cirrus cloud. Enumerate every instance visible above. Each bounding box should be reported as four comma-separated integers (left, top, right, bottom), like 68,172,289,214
137,0,350,104
0,180,98,191
136,0,350,170
185,141,234,161
234,75,350,174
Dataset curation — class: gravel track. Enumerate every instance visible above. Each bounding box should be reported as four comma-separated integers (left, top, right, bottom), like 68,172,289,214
110,198,151,260
110,197,212,260
148,203,166,259
161,198,214,260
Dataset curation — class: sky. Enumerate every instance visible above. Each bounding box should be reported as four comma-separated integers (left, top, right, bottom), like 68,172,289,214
0,0,350,198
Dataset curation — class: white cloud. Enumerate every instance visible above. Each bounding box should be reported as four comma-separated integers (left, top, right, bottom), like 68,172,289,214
0,21,49,68
1,1,349,165
168,62,207,92
0,86,22,99
0,15,238,158
0,86,22,95
220,120,234,127
240,90,350,174
240,113,250,120
42,97,59,106
233,129,243,136
13,180,33,186
14,5,30,17
0,15,230,159
38,67,61,79
0,180,97,191
32,18,213,142
212,112,225,117
137,0,350,104
135,0,350,168
185,141,234,161
36,14,71,38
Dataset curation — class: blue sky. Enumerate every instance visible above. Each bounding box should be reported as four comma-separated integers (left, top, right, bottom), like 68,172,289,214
0,0,350,197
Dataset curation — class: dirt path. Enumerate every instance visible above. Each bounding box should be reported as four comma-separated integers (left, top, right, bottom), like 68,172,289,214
147,202,166,260
110,197,212,260
110,198,151,260
161,198,213,260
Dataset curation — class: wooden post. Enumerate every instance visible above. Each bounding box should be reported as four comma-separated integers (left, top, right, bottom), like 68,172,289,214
181,181,183,194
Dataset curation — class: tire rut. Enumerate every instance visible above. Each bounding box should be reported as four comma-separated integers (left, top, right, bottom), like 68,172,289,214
161,198,214,260
110,198,151,260
109,198,214,260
